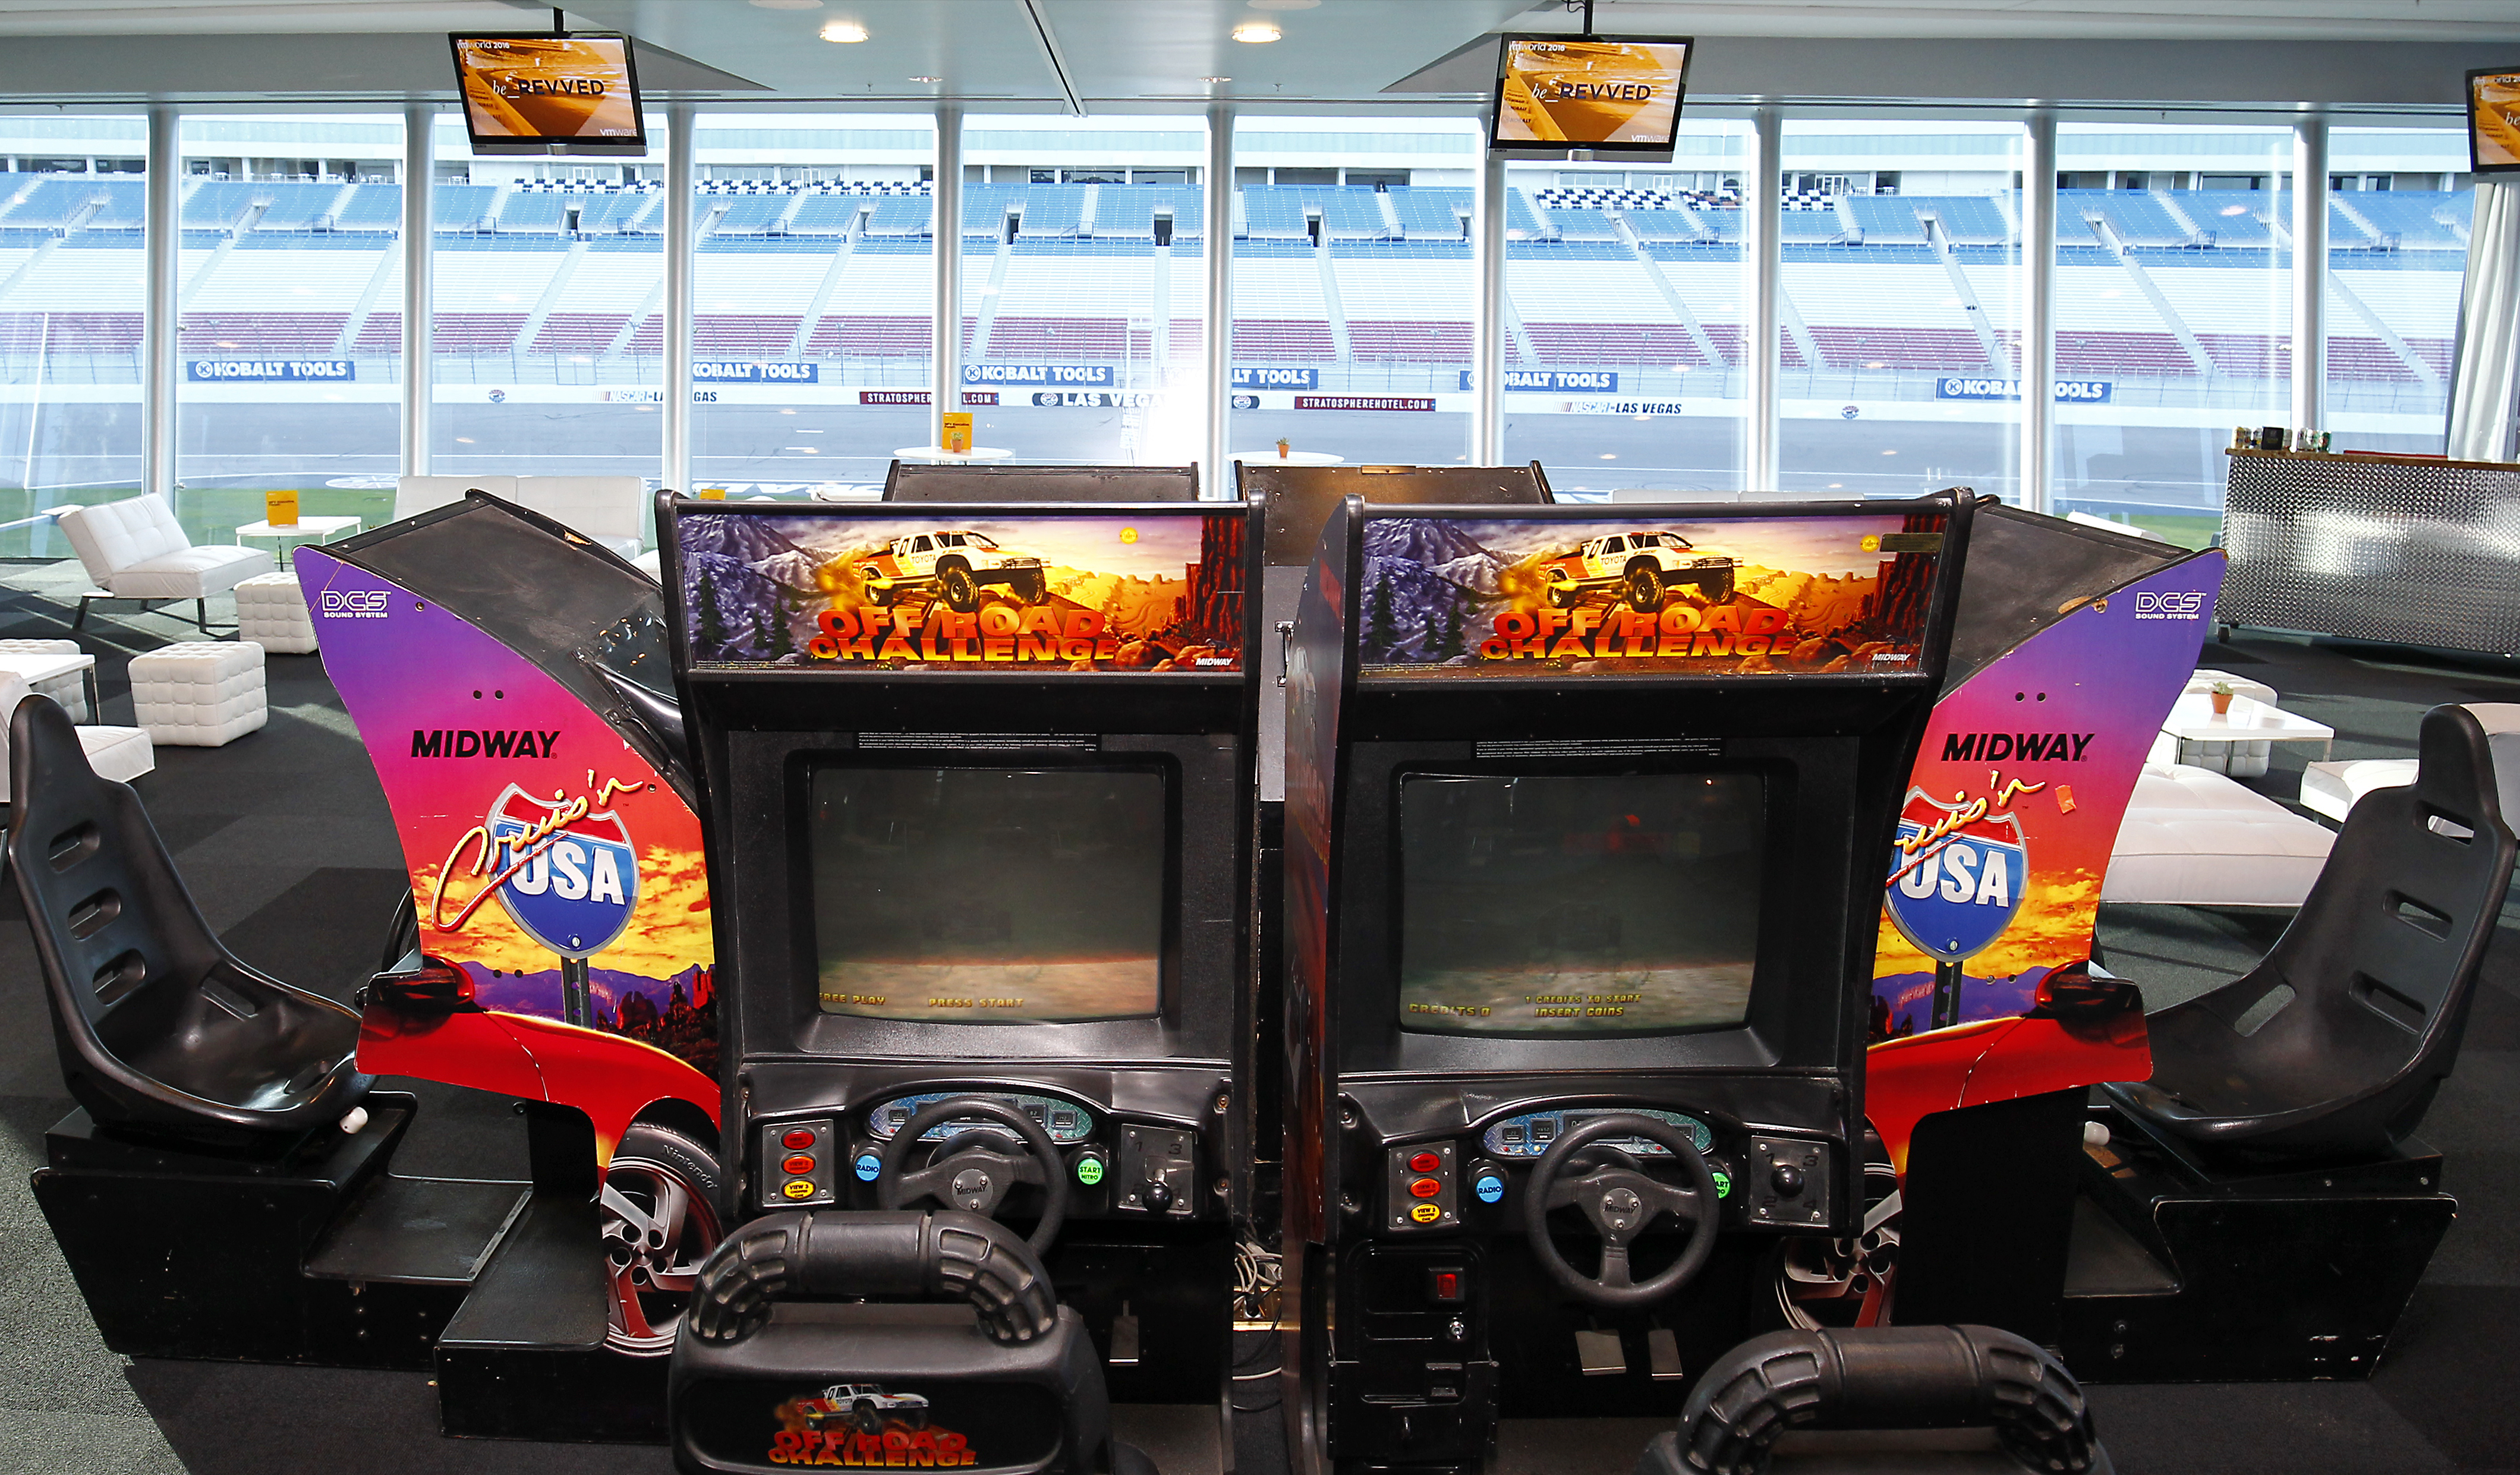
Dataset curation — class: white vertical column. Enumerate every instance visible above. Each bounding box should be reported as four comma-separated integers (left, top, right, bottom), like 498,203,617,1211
142,105,178,499
2023,111,2056,512
2293,115,2328,433
1204,102,1233,494
1472,152,1505,465
932,104,963,448
401,104,434,477
664,105,696,495
1747,108,1782,490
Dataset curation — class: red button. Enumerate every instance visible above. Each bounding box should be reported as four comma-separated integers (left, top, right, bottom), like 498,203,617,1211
1409,1177,1442,1199
1434,1271,1459,1300
781,1129,816,1149
1409,1151,1441,1173
782,1155,817,1175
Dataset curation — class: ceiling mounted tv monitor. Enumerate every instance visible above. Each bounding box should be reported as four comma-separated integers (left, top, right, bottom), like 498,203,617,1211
449,33,648,157
2468,67,2520,174
1489,34,1693,160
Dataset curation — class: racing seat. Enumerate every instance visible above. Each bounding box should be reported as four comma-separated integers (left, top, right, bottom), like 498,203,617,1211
2106,702,2517,1159
1639,1325,2110,1475
670,1209,1158,1475
5,693,371,1152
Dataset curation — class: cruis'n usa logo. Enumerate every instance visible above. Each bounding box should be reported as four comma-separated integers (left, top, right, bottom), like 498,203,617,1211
1885,785,2030,964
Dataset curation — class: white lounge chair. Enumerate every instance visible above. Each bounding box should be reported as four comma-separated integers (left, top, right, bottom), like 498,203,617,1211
55,493,273,636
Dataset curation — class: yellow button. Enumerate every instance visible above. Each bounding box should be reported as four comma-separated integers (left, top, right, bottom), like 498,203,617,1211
1410,1202,1441,1224
783,1178,815,1200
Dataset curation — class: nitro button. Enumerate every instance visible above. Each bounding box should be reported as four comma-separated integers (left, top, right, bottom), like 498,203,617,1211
1409,1202,1442,1224
782,1154,817,1175
781,1128,817,1150
782,1179,815,1200
1409,1177,1442,1199
1409,1151,1442,1173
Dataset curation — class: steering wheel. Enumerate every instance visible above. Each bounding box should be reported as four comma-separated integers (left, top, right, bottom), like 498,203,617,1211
1520,1112,1724,1309
877,1096,1070,1256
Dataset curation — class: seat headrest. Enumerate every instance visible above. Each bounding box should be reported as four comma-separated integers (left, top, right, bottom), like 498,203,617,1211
2414,703,2506,833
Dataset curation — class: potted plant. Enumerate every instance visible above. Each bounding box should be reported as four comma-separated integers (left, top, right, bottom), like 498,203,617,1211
2209,680,2234,716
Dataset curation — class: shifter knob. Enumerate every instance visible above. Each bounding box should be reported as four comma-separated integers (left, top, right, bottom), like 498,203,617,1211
1770,1163,1805,1196
1142,1180,1174,1212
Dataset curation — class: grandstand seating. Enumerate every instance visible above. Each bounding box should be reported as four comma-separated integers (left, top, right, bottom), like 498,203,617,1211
433,185,499,232
333,184,401,232
2186,192,2276,246
1842,195,1929,245
495,192,569,234
708,195,792,236
181,182,262,231
256,183,346,231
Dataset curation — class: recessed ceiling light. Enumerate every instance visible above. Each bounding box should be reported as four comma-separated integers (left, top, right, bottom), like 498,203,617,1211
1231,21,1281,42
909,75,941,83
752,0,821,8
819,20,868,42
1248,0,1319,9
1202,75,1232,83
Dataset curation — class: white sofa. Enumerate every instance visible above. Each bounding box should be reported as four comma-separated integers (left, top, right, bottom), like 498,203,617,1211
395,475,647,559
2300,702,2520,824
55,493,273,635
0,677,152,801
2104,760,2337,908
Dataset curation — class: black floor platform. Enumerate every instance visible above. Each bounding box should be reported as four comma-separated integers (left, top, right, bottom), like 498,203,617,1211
7,576,2520,1471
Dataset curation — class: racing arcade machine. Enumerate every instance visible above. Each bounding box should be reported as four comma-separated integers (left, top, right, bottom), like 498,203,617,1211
661,496,1259,1464
1281,494,1971,1474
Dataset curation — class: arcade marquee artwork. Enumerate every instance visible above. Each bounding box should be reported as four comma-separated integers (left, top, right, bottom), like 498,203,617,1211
675,510,1245,673
1353,512,1943,676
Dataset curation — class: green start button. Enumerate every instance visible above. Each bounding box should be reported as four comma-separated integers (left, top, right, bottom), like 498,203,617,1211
1075,1153,1107,1186
1712,1170,1732,1199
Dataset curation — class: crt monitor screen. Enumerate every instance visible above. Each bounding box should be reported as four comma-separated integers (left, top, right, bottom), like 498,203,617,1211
1397,773,1763,1036
809,766,1165,1024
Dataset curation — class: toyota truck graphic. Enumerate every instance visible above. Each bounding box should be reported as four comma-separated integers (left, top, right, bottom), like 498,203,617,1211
802,1383,933,1433
1540,530,1739,613
855,530,1050,612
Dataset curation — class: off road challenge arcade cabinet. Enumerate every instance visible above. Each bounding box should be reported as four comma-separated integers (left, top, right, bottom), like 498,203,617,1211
1281,494,1971,1474
663,497,1261,1405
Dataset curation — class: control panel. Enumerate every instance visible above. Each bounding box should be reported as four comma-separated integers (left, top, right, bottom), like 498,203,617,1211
759,1117,838,1207
1385,1141,1459,1231
1117,1125,1196,1216
1479,1107,1713,1159
1744,1135,1833,1228
862,1090,1095,1144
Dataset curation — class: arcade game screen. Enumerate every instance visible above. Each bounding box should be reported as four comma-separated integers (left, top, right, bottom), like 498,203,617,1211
808,767,1166,1023
1397,773,1763,1035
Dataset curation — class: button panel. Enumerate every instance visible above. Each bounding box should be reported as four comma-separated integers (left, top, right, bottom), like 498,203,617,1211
760,1118,836,1208
1387,1142,1457,1231
1746,1136,1831,1228
1117,1125,1196,1216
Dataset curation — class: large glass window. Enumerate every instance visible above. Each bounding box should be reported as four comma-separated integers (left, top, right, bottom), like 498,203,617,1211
430,112,664,488
1777,122,2022,502
1503,125,1753,498
176,113,402,542
2049,124,2293,539
0,115,146,557
688,115,933,495
957,117,1209,471
1226,118,1480,474
2326,127,2468,456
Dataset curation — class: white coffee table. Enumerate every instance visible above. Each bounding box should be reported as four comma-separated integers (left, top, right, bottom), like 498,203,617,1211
2161,692,2335,779
892,446,1015,464
0,648,97,723
236,516,363,568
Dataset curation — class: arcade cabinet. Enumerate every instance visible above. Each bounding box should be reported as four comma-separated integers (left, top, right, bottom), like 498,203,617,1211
885,462,1201,502
659,496,1260,1423
1280,493,1972,1474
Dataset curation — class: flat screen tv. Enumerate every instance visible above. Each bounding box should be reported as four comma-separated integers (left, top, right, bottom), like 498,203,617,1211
2469,67,2520,175
1489,34,1693,160
449,33,648,157
1396,770,1763,1038
807,764,1169,1025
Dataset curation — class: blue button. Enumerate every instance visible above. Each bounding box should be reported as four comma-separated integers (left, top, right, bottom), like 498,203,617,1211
1473,1174,1505,1205
853,1152,882,1182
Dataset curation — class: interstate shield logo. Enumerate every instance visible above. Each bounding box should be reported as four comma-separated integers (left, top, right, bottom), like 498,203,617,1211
1885,787,2027,965
486,783,638,959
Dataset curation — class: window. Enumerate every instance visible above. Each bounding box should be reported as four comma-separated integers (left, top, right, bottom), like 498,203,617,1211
431,111,666,492
1779,121,2022,503
0,115,147,557
1504,121,1753,498
959,116,1208,469
688,112,932,496
1230,116,1480,472
177,112,403,541
2051,125,2294,538
2326,128,2469,456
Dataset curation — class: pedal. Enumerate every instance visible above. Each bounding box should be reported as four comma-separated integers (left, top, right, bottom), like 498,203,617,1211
1647,1328,1683,1381
1574,1329,1626,1376
1109,1303,1141,1366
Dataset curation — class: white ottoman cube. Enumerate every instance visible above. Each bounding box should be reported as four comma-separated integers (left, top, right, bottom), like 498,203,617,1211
0,636,91,720
130,641,267,747
234,571,317,654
